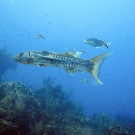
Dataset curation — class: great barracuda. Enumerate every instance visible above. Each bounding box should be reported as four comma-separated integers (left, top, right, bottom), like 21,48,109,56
13,50,112,84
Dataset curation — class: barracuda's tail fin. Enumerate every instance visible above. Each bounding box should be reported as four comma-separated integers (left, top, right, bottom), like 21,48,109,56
87,52,112,85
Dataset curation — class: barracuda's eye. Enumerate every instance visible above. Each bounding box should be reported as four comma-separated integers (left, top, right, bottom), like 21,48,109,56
20,53,23,57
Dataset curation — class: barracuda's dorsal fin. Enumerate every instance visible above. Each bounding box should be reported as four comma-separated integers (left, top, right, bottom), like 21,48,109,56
66,50,85,57
40,51,50,56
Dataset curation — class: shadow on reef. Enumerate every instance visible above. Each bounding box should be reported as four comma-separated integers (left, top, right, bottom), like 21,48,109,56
0,47,17,81
0,78,135,135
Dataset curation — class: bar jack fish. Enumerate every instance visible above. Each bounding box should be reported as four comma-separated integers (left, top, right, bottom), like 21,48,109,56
13,50,112,84
84,38,112,51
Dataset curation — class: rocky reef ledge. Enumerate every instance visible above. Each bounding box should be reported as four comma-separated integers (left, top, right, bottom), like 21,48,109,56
0,81,134,135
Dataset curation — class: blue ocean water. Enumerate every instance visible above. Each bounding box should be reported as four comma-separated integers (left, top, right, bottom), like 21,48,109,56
0,0,135,118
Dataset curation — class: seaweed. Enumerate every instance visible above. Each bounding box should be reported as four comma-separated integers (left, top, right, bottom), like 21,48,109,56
35,77,87,134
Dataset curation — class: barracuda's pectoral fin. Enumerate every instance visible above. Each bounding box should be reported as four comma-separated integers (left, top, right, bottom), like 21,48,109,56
37,64,45,67
87,52,113,85
64,68,75,74
66,50,85,58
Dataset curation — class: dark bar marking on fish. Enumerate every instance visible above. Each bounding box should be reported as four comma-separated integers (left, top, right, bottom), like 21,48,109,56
28,58,30,63
20,53,23,57
50,59,54,64
99,40,109,51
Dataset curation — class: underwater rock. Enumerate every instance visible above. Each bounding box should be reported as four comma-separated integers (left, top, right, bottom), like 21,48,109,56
0,82,35,116
0,47,17,80
0,81,42,134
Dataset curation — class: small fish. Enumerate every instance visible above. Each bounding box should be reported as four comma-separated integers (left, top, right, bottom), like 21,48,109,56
34,34,45,39
84,38,111,51
81,78,88,84
13,50,112,84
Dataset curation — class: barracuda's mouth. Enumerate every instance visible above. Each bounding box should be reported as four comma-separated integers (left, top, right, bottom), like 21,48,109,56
13,54,34,64
13,56,21,62
84,39,87,42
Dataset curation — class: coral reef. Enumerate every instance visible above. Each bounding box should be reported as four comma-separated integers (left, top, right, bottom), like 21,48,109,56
0,47,17,80
89,113,118,135
107,126,130,135
35,77,92,135
89,113,135,135
116,113,135,132
0,82,42,134
0,79,135,135
0,119,20,135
